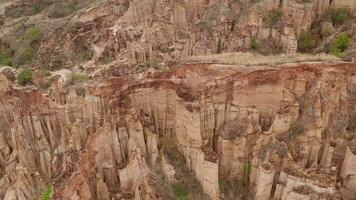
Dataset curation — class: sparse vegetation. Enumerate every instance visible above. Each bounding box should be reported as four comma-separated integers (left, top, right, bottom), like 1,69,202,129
39,186,53,200
325,8,350,25
15,46,34,66
329,32,349,57
198,2,222,35
256,38,283,55
0,51,12,66
23,26,41,43
219,178,228,191
48,1,77,18
173,182,190,200
297,30,316,53
5,1,53,18
159,135,209,200
134,60,159,72
264,8,283,27
41,69,52,77
241,160,251,186
17,68,32,86
183,52,339,66
32,4,41,14
250,37,258,50
12,26,42,67
158,66,175,72
219,160,251,200
65,72,89,86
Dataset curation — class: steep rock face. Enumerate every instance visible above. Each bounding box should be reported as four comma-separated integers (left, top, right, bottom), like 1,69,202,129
0,62,355,199
3,0,348,68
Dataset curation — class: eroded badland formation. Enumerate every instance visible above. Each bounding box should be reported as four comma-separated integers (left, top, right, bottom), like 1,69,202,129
0,0,356,200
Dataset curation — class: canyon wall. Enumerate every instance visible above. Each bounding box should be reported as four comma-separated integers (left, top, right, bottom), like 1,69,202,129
0,62,355,199
1,0,355,70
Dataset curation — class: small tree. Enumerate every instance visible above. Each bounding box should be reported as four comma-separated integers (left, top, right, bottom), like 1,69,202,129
39,186,53,200
173,182,189,200
0,51,12,66
265,8,283,27
17,68,32,86
326,8,350,25
329,32,349,56
297,30,315,53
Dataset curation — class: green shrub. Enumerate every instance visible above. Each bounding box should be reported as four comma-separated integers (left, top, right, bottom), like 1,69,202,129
173,182,189,200
297,30,315,53
17,68,32,86
0,51,12,66
41,69,52,77
219,179,228,191
23,26,41,43
39,186,53,200
265,8,283,27
326,8,350,25
329,32,349,56
32,4,41,14
250,37,258,50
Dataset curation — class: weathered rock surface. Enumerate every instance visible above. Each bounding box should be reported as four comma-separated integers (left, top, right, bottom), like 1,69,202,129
1,0,356,69
0,61,355,199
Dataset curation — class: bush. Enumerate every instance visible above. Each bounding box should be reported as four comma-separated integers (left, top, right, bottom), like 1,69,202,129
0,51,12,66
32,4,41,14
329,32,349,56
250,37,258,50
173,183,189,200
23,26,41,43
39,186,53,200
41,69,52,77
297,30,315,53
265,8,283,27
17,68,32,86
326,8,350,25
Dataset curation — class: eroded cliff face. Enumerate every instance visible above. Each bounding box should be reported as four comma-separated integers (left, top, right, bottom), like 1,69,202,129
0,62,355,200
1,0,356,69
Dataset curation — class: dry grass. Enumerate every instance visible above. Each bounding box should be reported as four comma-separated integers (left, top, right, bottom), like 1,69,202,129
182,52,340,66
